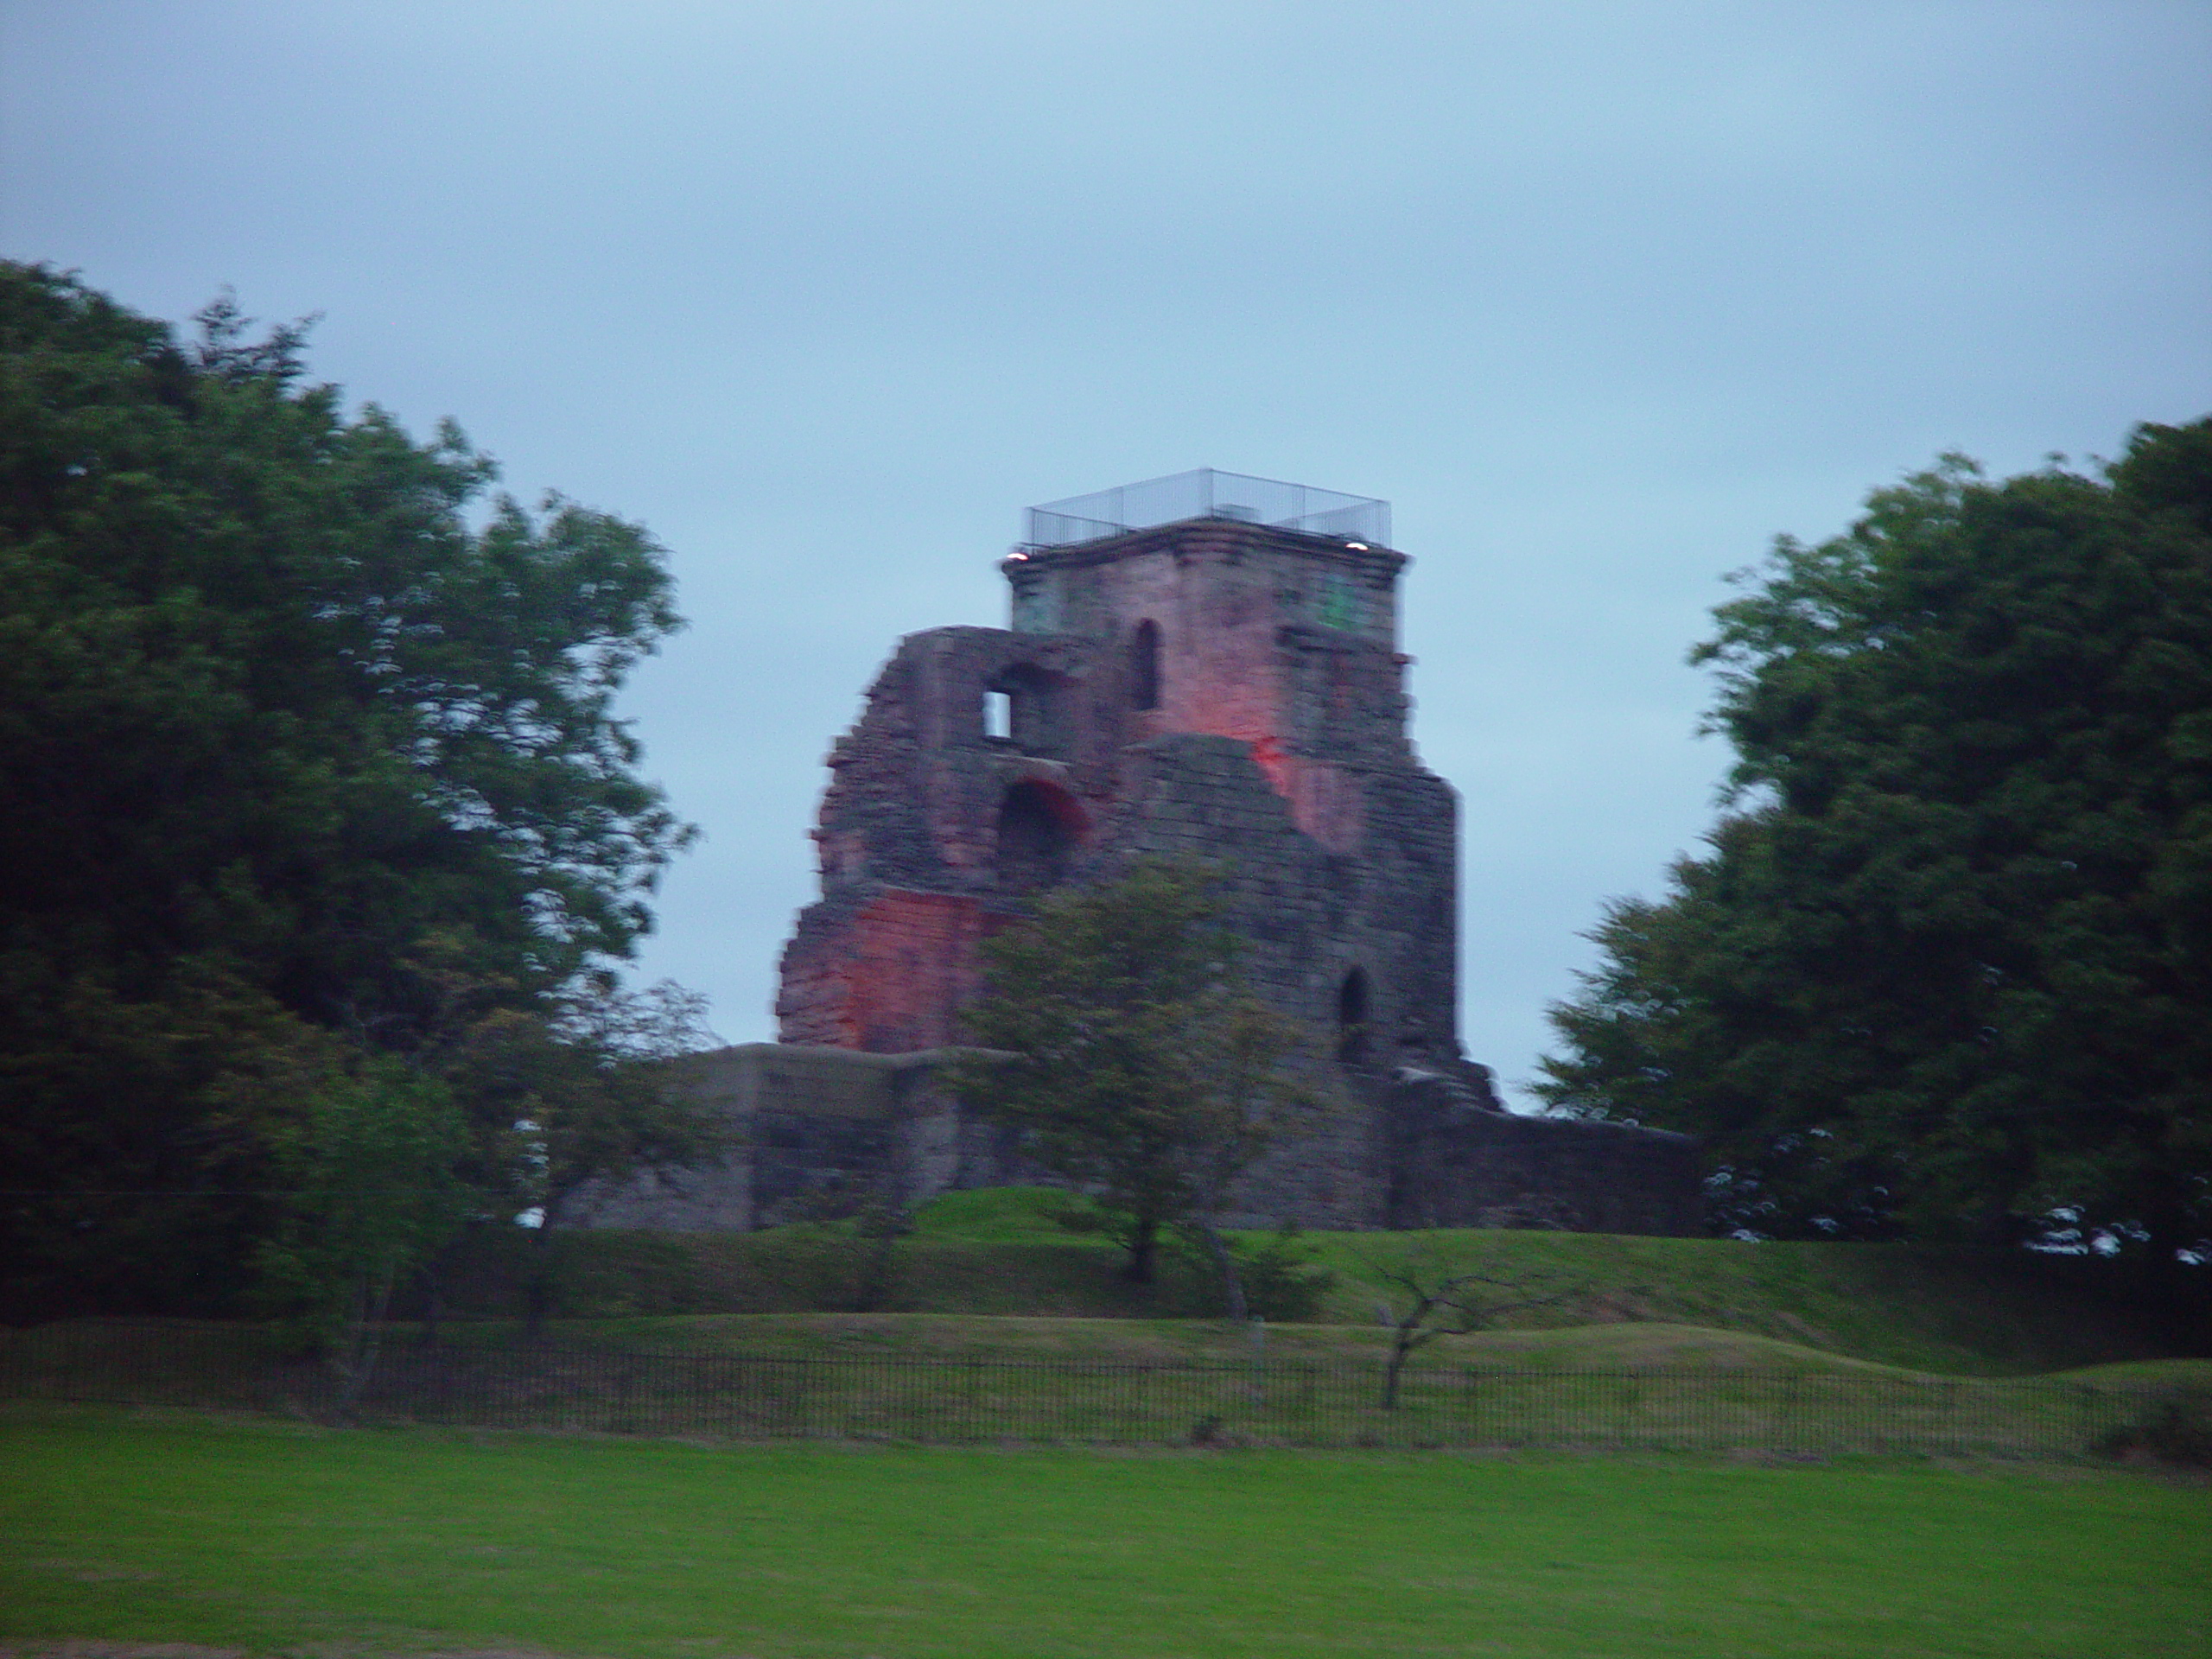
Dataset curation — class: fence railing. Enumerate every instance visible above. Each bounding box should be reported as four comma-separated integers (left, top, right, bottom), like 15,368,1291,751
0,1321,2174,1456
1024,469,1391,550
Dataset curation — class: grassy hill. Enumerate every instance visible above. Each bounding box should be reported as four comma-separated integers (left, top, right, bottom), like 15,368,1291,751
410,1187,2200,1377
1294,1224,2184,1377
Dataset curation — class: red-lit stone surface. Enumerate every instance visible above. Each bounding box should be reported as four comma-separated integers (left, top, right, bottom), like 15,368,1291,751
781,890,1002,1053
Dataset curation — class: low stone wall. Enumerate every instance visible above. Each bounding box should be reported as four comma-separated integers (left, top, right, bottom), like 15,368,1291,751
562,1043,1015,1232
568,1042,1704,1239
1384,1067,1700,1234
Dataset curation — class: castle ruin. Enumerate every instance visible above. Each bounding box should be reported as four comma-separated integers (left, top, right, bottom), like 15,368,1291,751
585,472,1699,1236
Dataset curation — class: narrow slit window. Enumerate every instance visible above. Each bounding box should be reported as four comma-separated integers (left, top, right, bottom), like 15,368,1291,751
1337,969,1370,1063
1131,620,1161,710
983,690,1013,740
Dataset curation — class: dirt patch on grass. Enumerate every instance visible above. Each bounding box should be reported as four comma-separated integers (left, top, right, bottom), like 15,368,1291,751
23,1560,162,1585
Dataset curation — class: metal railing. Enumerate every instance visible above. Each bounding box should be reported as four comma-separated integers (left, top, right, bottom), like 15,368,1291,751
1025,469,1390,551
0,1320,2177,1456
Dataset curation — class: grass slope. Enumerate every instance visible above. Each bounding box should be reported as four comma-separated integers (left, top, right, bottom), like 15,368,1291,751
408,1188,2196,1376
913,1188,2192,1374
3,1406,2205,1659
17,1306,1903,1377
471,1312,1939,1376
1294,1226,2182,1376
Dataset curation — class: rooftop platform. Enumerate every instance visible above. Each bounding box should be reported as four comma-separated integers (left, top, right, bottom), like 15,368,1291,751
1024,468,1389,551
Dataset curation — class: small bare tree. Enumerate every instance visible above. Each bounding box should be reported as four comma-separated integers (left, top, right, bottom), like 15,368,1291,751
1180,993,1324,1326
792,1141,918,1313
1361,1247,1592,1409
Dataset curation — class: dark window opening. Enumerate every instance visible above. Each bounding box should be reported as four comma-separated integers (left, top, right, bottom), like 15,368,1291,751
988,664,1069,758
1337,969,1370,1063
1131,620,1161,710
996,781,1080,892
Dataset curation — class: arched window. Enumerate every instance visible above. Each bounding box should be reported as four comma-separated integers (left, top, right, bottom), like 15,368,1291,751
995,781,1081,892
1130,620,1160,711
1337,969,1370,1063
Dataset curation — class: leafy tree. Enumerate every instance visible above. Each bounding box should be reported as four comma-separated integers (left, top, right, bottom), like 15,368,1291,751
0,263,696,1315
1537,422,2212,1265
247,1051,470,1401
442,977,725,1338
948,861,1320,1287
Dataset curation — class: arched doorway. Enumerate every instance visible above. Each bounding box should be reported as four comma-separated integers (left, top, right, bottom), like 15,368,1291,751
995,780,1082,892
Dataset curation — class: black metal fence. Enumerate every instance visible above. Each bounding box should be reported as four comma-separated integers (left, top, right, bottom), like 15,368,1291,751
0,1320,2177,1457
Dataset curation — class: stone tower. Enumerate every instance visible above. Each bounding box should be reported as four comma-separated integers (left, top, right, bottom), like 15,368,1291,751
778,474,1465,1098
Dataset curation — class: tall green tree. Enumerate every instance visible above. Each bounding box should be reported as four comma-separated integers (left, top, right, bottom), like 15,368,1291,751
0,264,697,1315
1537,421,2212,1263
948,861,1319,1286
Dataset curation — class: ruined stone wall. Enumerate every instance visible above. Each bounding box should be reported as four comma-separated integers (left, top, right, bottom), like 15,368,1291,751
776,625,1090,1050
779,522,1459,1067
566,1040,1702,1240
1385,1068,1703,1234
563,1044,1024,1232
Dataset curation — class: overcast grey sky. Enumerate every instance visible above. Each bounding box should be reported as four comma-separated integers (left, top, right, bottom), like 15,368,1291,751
7,2,2208,1103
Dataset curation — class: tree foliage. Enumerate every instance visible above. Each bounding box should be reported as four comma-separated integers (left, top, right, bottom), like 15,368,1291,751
1536,422,2212,1262
0,263,702,1317
247,1050,470,1394
947,861,1320,1286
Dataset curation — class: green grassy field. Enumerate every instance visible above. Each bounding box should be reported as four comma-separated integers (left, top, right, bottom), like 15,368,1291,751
2,1406,2204,1659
